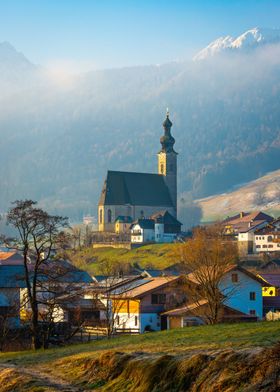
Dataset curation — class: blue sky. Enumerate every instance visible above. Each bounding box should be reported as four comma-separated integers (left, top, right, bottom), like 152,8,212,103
0,0,279,71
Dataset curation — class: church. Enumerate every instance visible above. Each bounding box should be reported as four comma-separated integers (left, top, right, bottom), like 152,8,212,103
98,112,178,232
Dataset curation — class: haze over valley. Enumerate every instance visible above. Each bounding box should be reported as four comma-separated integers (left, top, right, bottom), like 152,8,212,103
1,27,280,224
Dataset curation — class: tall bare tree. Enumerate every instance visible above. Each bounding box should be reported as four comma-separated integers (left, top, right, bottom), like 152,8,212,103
178,225,239,324
6,200,68,349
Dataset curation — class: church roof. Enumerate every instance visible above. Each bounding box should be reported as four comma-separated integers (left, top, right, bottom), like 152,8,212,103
99,170,173,207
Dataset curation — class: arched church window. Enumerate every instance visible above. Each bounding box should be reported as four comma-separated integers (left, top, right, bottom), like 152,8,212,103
108,209,112,223
99,209,103,224
160,164,164,174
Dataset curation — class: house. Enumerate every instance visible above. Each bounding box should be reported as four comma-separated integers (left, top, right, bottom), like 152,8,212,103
20,259,97,324
115,216,133,234
187,265,264,319
0,265,26,327
98,112,178,232
131,210,182,244
254,218,280,253
161,300,258,329
257,272,280,317
131,219,155,243
223,211,274,255
110,276,186,333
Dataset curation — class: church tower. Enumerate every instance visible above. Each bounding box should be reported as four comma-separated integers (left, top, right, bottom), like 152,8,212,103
158,110,178,217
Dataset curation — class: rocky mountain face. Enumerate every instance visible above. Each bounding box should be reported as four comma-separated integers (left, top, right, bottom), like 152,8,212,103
0,28,280,225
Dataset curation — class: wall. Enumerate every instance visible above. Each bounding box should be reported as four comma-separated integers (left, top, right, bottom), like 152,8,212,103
220,270,263,319
114,299,140,331
254,233,280,253
168,316,182,329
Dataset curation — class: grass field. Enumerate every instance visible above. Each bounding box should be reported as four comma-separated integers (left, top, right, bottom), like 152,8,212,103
0,322,279,391
1,321,279,365
69,243,177,274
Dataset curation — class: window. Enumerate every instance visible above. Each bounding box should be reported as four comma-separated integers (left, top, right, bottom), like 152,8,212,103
268,245,273,248
256,245,261,248
99,209,103,224
135,316,138,326
151,294,166,304
116,315,120,325
108,209,112,223
268,236,273,242
160,163,164,174
231,273,238,283
249,292,256,301
249,310,256,315
262,245,267,248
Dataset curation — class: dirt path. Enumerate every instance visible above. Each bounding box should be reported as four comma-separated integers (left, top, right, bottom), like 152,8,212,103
0,363,83,392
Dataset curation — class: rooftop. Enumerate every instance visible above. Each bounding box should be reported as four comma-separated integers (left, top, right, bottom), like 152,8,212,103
111,276,180,299
99,170,174,207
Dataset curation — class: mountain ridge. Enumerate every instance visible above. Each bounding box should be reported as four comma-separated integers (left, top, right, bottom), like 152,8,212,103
193,27,280,61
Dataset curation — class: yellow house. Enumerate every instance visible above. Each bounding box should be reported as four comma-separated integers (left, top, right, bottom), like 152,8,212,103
115,216,133,234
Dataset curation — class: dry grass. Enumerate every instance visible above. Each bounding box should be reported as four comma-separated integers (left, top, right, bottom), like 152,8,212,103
0,322,280,391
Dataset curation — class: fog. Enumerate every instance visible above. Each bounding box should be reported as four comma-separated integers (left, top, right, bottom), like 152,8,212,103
0,42,280,227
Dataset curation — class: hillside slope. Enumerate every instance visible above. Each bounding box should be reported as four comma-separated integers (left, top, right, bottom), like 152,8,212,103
69,243,177,275
0,322,279,391
197,169,280,221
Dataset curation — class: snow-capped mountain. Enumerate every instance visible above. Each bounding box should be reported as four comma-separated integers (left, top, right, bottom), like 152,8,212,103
193,27,280,61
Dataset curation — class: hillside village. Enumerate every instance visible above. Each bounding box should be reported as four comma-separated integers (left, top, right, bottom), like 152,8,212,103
0,113,280,352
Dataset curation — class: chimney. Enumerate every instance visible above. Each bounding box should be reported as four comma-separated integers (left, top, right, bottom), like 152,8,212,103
248,220,253,228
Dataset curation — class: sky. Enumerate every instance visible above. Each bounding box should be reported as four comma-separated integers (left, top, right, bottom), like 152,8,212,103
0,0,279,72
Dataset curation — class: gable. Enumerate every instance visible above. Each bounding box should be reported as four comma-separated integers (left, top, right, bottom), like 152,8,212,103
99,171,173,207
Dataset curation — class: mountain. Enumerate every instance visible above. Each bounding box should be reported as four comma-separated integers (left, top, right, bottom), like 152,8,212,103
0,41,39,90
0,34,280,226
193,27,280,61
196,169,280,222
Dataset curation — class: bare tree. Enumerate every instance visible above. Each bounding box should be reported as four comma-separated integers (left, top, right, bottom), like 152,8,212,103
177,225,239,324
6,200,68,349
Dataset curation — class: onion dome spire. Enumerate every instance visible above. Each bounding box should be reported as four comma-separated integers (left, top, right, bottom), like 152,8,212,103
160,108,176,153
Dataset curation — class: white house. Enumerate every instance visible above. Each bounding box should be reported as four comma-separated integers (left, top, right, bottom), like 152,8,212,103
110,276,184,333
131,219,155,243
131,210,182,244
223,211,274,255
254,218,280,253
